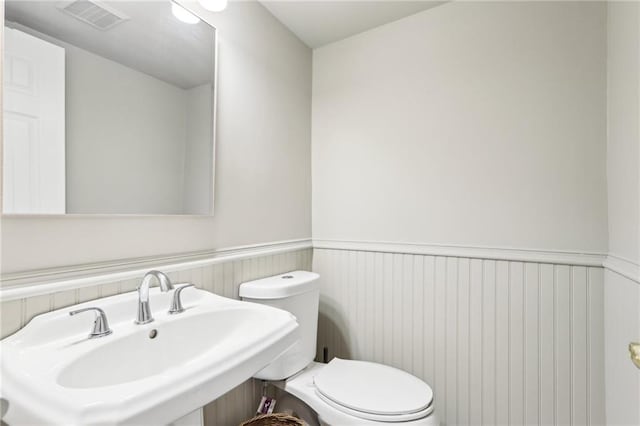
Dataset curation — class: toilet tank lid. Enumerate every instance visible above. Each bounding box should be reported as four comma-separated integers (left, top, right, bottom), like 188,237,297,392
239,271,320,299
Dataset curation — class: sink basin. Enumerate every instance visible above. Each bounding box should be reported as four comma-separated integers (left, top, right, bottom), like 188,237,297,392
58,309,266,389
0,288,299,425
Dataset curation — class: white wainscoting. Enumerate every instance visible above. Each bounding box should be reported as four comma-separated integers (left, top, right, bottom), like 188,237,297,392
313,246,605,426
0,246,313,426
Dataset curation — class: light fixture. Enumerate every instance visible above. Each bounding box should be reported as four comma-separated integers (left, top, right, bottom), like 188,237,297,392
198,0,228,12
171,2,201,24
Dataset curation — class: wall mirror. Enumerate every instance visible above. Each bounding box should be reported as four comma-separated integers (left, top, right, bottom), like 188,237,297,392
3,0,216,215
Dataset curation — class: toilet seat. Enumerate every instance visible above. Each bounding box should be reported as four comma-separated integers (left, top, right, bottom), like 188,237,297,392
315,388,435,422
313,358,434,422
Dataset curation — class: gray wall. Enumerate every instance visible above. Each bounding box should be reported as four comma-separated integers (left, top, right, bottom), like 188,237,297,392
311,4,610,425
606,1,639,264
1,0,313,274
604,2,640,425
65,41,189,214
183,83,214,215
312,1,608,253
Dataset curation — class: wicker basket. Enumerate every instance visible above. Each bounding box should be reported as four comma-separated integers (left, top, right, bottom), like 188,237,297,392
239,413,305,426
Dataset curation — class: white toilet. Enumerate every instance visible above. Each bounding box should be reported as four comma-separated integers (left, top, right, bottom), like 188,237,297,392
239,271,440,426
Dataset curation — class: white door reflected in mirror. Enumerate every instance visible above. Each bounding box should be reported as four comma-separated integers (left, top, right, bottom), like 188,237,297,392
3,27,65,214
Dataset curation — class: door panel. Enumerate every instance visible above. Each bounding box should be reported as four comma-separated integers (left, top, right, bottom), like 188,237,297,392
3,27,65,214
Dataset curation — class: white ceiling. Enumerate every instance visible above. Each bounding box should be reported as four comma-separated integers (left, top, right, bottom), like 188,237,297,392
5,1,216,89
260,1,446,48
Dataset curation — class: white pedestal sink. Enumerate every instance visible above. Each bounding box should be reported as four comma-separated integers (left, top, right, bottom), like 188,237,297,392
0,288,299,425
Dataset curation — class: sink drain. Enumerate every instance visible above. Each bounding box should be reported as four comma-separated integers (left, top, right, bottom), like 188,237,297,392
149,329,158,339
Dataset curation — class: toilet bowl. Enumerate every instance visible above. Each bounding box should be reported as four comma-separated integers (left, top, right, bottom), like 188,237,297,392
274,361,439,426
240,271,440,426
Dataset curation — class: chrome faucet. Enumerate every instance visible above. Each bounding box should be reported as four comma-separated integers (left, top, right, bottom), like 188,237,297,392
70,307,112,338
135,270,174,324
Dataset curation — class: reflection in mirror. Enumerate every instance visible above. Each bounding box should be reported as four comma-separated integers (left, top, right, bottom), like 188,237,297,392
3,1,216,215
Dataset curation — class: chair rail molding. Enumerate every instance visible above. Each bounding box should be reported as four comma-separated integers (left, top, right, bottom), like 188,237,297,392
4,238,635,302
313,239,607,267
0,239,312,301
603,254,640,284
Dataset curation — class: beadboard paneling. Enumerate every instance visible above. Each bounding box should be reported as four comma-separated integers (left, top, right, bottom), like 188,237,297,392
313,248,605,426
0,248,312,426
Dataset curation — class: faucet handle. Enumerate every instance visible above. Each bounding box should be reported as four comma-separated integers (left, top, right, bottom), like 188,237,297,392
69,307,113,338
169,283,195,315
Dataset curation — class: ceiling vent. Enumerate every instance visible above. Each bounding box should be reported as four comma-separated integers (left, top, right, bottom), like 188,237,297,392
58,0,129,31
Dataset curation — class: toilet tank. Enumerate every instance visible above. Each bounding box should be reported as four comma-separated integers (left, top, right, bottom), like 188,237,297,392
239,271,320,380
